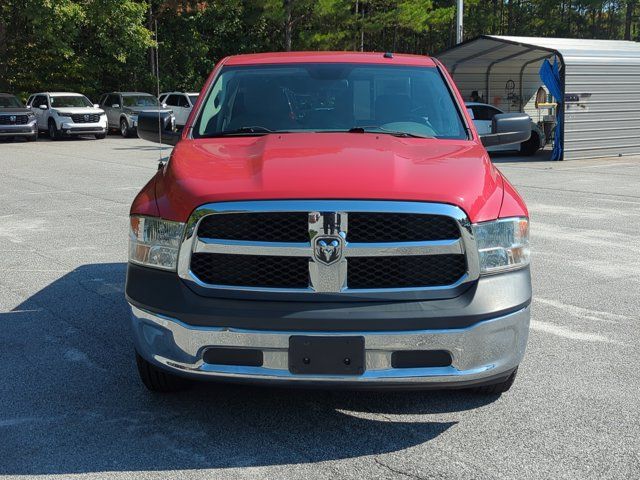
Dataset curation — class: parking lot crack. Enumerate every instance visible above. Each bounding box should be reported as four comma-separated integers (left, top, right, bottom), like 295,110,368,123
373,457,429,479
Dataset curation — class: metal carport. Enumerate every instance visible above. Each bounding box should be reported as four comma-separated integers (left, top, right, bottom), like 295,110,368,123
438,35,640,160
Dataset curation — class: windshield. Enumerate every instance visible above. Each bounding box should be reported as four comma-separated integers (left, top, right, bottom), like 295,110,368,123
0,95,23,108
123,95,159,107
194,63,467,139
50,96,93,108
188,94,199,105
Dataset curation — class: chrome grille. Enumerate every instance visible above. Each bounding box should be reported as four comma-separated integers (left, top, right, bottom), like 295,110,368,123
179,201,479,301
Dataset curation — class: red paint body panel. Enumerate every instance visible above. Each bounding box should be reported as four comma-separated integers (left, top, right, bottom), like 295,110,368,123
130,174,160,217
131,52,528,224
149,134,505,223
498,176,529,219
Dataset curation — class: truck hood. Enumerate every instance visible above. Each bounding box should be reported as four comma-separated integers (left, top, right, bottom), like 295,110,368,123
155,133,504,223
0,108,32,115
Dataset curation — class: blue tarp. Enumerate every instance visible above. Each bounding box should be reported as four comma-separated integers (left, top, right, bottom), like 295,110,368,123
539,57,563,160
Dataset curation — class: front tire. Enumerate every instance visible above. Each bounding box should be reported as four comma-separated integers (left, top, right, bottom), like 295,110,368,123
120,118,131,138
519,133,540,156
135,352,191,393
48,120,60,140
471,368,518,395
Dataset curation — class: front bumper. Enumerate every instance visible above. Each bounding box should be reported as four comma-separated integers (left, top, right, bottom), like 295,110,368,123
128,265,531,387
59,119,107,135
0,120,37,137
131,304,529,387
126,115,138,129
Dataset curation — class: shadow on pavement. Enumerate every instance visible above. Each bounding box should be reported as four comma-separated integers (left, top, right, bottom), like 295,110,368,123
0,263,497,475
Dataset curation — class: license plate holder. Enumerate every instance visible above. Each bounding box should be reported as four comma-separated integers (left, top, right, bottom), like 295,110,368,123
289,336,365,375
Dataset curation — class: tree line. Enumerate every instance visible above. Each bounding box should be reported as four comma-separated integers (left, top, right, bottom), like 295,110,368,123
0,0,638,100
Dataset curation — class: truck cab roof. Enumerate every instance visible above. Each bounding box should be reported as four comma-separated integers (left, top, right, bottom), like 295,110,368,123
222,51,437,67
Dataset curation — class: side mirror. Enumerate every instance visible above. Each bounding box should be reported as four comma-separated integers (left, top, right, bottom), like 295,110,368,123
93,103,99,108
480,113,531,148
162,103,168,109
137,111,180,146
39,104,48,110
112,104,120,109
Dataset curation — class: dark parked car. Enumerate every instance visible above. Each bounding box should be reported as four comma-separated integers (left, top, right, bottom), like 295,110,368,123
98,92,172,137
0,93,38,142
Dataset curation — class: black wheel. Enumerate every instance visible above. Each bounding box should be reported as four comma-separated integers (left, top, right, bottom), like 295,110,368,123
95,132,106,140
519,133,540,156
120,118,131,138
135,352,191,392
471,368,518,395
48,120,60,140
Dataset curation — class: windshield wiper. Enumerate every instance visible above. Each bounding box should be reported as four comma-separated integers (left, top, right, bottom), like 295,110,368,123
346,126,432,139
204,126,286,137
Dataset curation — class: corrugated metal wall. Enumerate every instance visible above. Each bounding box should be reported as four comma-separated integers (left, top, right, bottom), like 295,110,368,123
564,60,640,159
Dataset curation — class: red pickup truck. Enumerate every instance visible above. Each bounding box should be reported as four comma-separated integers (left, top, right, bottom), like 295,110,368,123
128,52,531,394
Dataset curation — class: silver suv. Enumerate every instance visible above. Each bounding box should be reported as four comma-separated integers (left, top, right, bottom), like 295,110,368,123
99,92,172,137
0,93,38,142
27,92,107,140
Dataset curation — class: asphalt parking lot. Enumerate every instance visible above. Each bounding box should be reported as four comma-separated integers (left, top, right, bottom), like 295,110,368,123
1,136,639,479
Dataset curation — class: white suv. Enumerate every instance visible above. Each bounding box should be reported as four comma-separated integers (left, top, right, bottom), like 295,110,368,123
159,92,199,127
27,92,107,140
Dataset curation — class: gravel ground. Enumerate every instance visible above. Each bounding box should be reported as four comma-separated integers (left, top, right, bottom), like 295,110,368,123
1,136,639,479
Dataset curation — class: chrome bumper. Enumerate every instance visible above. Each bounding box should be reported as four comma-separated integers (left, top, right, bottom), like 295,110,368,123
131,304,530,386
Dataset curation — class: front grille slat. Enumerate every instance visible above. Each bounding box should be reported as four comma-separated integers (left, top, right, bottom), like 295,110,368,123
191,253,309,288
197,212,308,242
347,255,466,289
348,212,460,242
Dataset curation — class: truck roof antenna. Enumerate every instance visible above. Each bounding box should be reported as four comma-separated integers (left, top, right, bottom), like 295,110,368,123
154,17,164,168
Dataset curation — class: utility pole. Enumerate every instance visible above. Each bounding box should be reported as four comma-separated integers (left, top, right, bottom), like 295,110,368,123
456,0,463,44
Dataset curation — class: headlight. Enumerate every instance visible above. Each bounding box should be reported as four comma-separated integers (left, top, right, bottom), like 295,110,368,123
472,217,529,274
55,110,72,117
129,216,185,271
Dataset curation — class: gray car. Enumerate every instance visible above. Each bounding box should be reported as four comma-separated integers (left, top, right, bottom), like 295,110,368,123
99,92,172,137
0,93,38,141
